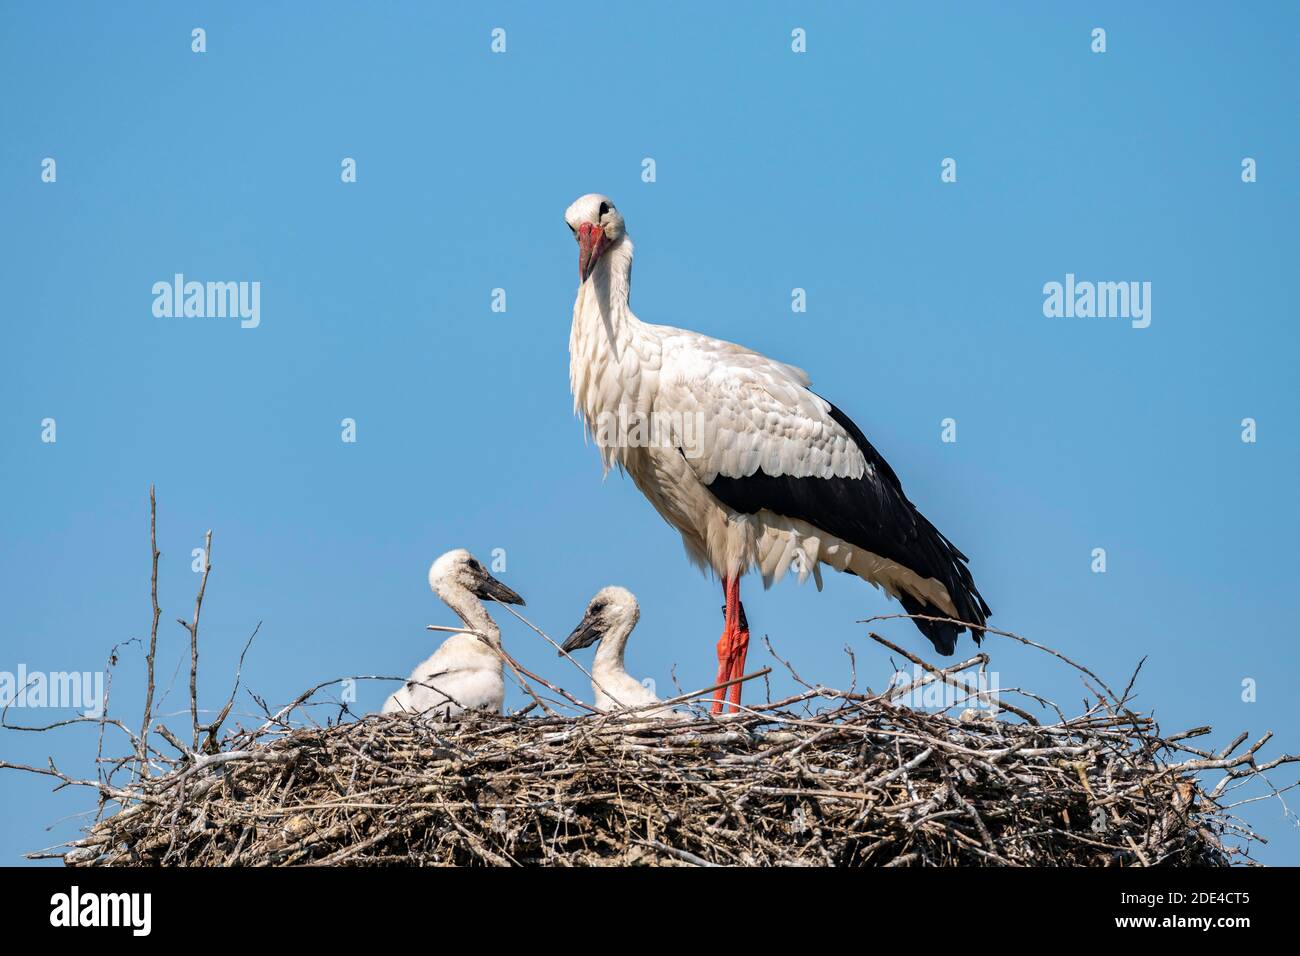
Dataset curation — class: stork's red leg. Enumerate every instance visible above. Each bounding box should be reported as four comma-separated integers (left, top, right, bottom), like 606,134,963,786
727,599,750,710
712,575,742,715
712,621,733,714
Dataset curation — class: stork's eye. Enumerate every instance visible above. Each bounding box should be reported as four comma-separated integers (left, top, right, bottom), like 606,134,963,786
599,201,610,217
589,601,607,615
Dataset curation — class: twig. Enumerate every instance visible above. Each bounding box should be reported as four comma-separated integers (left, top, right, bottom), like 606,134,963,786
138,485,162,777
177,529,213,750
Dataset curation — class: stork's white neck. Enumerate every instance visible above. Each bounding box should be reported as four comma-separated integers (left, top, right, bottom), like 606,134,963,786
569,235,663,473
575,235,636,344
435,582,501,648
592,614,636,674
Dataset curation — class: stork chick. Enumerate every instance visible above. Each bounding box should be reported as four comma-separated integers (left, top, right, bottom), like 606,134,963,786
382,549,524,719
560,586,679,719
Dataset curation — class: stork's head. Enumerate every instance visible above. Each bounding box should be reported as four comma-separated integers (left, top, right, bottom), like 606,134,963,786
559,585,639,653
564,193,625,283
428,549,525,606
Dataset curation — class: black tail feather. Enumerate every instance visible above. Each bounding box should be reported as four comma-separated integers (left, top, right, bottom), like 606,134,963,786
898,593,962,656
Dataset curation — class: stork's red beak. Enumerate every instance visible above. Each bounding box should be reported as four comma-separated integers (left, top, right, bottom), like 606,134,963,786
578,222,609,283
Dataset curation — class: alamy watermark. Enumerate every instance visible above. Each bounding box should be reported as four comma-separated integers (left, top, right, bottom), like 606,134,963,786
591,405,706,459
1043,273,1151,329
0,665,104,718
50,886,151,936
152,273,260,329
887,664,1001,715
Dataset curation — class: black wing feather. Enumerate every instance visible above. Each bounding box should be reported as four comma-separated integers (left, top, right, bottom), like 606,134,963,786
704,400,990,655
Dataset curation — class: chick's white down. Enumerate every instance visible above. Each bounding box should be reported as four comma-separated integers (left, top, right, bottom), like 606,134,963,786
383,549,520,719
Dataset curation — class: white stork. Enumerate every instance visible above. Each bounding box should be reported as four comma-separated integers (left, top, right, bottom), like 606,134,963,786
381,549,525,718
564,193,990,714
559,586,680,719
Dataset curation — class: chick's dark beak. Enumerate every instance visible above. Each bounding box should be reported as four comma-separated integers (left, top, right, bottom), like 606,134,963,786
470,567,525,606
560,612,605,654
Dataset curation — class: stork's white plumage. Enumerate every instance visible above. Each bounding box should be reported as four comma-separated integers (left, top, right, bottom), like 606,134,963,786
564,193,990,713
560,586,680,720
381,549,525,719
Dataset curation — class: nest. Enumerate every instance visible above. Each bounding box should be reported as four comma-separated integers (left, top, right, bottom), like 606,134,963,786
55,684,1280,867
6,496,1294,867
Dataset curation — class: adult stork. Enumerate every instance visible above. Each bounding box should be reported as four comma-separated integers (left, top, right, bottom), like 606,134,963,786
564,193,990,714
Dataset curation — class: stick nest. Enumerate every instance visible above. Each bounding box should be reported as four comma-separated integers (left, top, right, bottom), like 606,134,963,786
58,690,1275,867
7,496,1293,867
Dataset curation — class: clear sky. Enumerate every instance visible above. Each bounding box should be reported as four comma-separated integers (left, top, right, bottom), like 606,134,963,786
2,2,1297,865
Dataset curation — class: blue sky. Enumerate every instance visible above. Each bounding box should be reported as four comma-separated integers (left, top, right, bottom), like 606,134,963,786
2,2,1297,864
